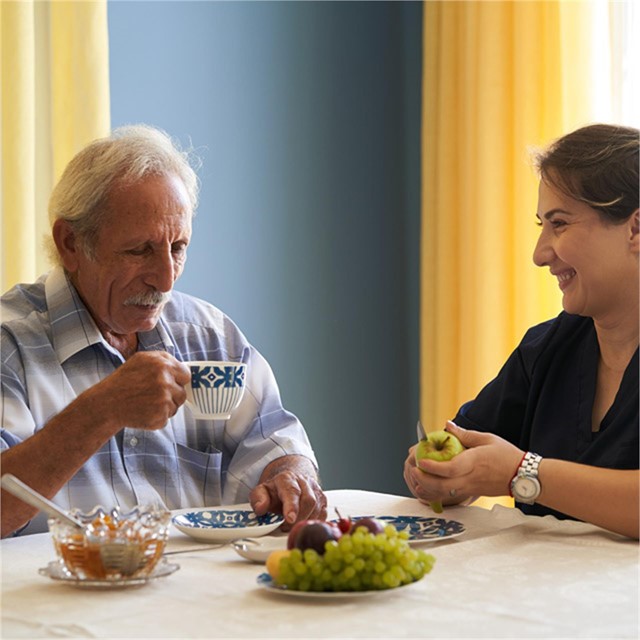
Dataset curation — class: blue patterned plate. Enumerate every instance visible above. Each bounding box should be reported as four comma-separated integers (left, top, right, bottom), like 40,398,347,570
172,508,284,543
336,516,465,543
375,516,465,543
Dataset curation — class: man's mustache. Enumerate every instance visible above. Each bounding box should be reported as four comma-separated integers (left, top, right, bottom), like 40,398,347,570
124,290,172,307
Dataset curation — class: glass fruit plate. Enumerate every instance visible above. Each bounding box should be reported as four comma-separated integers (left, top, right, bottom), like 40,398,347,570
39,559,179,589
256,572,425,599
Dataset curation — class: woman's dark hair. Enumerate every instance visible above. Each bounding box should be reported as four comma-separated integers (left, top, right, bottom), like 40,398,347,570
534,124,639,223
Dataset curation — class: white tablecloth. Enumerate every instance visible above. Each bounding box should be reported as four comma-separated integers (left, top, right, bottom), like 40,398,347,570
1,489,638,638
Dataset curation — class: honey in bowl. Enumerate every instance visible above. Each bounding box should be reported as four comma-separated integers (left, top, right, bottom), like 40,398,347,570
49,505,170,580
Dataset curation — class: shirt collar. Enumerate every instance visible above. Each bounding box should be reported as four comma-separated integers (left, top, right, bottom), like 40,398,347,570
45,267,107,364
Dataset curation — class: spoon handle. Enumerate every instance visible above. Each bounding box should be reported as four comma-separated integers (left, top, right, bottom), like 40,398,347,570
0,474,84,529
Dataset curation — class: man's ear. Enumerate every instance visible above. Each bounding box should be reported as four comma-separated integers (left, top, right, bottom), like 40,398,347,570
52,219,80,272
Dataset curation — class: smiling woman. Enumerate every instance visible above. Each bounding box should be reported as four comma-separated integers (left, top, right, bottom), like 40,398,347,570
532,125,639,325
406,123,639,539
533,184,635,319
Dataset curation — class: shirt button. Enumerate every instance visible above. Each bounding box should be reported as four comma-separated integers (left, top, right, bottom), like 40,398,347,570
130,436,139,446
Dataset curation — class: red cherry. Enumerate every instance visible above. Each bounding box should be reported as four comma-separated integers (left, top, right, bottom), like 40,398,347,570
334,508,352,534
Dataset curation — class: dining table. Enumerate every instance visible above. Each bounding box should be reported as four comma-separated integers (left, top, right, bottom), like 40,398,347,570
1,488,638,639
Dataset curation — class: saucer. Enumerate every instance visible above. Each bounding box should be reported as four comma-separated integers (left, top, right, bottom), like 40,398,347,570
39,559,179,589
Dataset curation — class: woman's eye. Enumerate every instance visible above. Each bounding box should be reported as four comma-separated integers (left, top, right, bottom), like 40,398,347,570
537,218,567,229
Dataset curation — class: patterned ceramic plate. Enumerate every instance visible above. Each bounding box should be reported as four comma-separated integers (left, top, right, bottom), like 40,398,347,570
256,572,425,599
341,516,465,543
39,559,179,589
377,516,465,543
172,508,284,543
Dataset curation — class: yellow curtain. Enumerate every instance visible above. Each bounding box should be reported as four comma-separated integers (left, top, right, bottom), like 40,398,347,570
1,0,110,292
420,1,612,504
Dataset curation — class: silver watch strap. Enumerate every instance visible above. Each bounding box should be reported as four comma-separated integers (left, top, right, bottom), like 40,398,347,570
520,452,542,477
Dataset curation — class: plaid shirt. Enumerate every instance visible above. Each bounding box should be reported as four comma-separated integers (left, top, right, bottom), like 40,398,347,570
1,268,316,535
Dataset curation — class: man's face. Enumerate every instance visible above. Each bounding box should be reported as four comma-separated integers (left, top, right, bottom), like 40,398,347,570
67,173,192,339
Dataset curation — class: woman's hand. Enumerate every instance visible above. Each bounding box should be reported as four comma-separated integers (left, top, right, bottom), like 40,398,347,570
404,422,524,506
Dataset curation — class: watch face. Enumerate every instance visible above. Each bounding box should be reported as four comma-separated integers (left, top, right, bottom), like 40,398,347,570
514,476,540,501
516,477,537,499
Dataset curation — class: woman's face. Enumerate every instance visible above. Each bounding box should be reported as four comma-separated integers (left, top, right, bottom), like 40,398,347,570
533,179,639,324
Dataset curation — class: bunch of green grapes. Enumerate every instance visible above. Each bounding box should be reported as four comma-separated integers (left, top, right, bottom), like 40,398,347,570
275,524,435,592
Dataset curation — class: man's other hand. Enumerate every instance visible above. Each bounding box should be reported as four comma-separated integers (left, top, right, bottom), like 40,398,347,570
250,455,327,530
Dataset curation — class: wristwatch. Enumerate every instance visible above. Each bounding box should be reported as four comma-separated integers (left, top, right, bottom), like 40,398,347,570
510,452,543,504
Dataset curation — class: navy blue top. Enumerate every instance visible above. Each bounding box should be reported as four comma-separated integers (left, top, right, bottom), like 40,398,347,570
453,312,639,520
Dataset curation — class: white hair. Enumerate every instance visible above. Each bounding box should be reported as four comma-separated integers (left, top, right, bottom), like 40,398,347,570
46,124,200,264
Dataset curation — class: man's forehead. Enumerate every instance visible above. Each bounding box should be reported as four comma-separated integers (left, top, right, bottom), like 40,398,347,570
103,174,193,217
109,171,188,196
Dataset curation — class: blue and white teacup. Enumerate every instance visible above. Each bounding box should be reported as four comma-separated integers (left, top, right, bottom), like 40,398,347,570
184,361,247,419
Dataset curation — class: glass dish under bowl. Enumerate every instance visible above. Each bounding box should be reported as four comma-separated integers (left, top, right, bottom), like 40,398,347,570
48,505,171,581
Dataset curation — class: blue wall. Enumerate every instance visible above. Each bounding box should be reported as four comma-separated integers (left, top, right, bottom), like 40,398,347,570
108,0,422,496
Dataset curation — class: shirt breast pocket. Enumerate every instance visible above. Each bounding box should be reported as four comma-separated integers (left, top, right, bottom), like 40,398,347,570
175,443,223,507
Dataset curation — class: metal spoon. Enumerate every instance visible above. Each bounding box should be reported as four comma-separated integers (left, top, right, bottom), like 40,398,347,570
0,474,84,530
233,537,261,546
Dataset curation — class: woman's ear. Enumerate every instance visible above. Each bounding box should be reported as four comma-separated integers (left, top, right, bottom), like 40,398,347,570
630,209,639,253
52,219,80,272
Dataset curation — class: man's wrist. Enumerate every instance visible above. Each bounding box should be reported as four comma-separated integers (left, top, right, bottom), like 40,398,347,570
259,454,318,484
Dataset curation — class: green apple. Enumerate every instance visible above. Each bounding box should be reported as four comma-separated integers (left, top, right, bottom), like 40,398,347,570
415,430,465,513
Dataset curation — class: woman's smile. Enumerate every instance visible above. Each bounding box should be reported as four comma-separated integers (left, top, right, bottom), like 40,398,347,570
554,268,577,291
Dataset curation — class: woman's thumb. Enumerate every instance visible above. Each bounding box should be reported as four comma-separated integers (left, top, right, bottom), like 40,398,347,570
444,420,484,448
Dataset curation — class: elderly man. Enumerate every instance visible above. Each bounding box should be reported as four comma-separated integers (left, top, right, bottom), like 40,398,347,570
1,125,326,537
